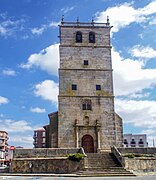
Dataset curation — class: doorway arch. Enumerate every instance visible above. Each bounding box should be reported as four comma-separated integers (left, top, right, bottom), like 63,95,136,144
82,134,94,153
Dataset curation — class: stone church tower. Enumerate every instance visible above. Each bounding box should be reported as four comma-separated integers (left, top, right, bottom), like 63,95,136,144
57,17,123,153
45,17,123,152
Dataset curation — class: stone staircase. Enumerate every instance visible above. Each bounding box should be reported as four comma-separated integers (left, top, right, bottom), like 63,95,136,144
77,152,135,177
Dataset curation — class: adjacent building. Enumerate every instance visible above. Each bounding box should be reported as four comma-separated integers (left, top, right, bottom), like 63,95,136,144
43,112,58,148
123,134,148,148
33,128,46,148
0,130,8,159
0,131,8,152
44,17,123,153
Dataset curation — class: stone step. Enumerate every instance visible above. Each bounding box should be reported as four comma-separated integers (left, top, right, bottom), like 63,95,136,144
84,168,132,173
86,152,121,168
77,170,135,177
87,161,121,167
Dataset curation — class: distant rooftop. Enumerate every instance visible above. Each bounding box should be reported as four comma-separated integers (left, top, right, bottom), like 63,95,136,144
34,128,45,131
0,130,8,134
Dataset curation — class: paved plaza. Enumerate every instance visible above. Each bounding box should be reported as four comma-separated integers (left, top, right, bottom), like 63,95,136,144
1,175,156,180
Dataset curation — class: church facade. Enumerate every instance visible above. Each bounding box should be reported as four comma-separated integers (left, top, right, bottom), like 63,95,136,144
45,17,123,153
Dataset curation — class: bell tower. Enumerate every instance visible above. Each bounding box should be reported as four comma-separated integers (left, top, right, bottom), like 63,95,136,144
58,16,122,152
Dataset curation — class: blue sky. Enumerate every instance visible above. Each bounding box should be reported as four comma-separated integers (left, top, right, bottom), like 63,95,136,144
0,0,156,147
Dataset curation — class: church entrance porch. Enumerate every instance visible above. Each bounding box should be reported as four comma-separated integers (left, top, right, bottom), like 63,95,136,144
82,134,94,153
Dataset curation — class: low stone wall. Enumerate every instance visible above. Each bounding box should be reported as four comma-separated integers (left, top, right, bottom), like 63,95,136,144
14,148,83,158
112,146,156,172
11,157,85,173
117,147,156,155
124,157,156,172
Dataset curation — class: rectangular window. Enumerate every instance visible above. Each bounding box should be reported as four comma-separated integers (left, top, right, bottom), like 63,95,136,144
87,104,91,110
82,103,91,110
82,104,86,110
42,138,46,143
84,60,88,65
34,132,37,136
42,132,45,137
72,84,77,90
96,85,101,91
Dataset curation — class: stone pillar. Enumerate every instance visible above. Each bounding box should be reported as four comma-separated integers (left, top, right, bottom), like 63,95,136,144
96,120,101,150
75,119,79,148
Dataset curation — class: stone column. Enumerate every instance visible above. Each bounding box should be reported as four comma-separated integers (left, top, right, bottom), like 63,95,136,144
97,127,101,149
75,119,79,148
96,120,101,150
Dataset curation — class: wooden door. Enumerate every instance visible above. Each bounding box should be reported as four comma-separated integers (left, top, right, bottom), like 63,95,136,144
82,135,94,153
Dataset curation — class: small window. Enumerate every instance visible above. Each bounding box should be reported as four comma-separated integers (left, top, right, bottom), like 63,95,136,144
82,99,92,110
42,138,46,143
89,32,95,43
138,139,144,144
130,139,136,145
123,139,128,145
34,132,37,136
84,60,88,65
96,85,101,91
72,84,77,90
42,132,46,137
76,31,82,43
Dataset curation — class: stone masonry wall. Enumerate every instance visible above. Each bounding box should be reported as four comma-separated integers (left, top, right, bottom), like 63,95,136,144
59,69,113,96
11,158,85,173
58,96,116,149
115,113,123,147
124,157,156,172
60,26,111,46
59,46,112,70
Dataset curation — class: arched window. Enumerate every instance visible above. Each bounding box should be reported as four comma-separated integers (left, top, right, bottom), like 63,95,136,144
82,99,92,110
130,138,136,147
89,31,95,43
76,31,82,43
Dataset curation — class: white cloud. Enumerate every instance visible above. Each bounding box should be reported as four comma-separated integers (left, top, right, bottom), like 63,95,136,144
2,69,16,76
0,96,9,105
115,99,156,129
0,25,7,35
130,45,156,59
49,21,60,28
112,48,156,96
9,135,33,148
21,44,59,76
31,26,46,35
141,129,156,135
140,1,156,15
61,6,75,14
95,1,156,33
30,107,46,113
149,18,156,25
31,21,60,35
0,119,33,132
0,15,25,37
0,118,41,148
34,80,59,104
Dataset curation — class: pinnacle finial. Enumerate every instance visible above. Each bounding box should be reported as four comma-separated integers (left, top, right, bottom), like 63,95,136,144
92,17,94,23
107,16,110,25
77,16,79,23
61,15,64,24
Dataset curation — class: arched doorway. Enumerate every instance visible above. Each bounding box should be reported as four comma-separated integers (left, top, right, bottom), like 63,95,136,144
82,135,94,153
